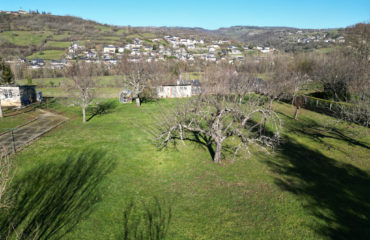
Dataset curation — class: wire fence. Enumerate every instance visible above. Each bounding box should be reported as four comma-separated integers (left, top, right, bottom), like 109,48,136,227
0,100,68,156
303,95,369,127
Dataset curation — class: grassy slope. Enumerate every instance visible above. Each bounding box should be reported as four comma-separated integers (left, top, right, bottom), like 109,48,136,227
26,49,66,60
0,30,50,46
8,100,370,239
45,41,71,48
16,76,124,98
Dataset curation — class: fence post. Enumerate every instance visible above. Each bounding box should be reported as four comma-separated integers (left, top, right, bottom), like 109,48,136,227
316,100,318,107
329,103,332,110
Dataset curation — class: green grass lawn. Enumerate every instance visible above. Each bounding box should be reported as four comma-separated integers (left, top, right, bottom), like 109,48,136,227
16,76,124,99
18,76,121,87
52,32,71,40
180,72,204,81
98,25,112,32
26,50,66,60
0,108,40,133
35,87,121,98
0,30,50,46
45,41,71,48
315,47,336,54
4,99,370,239
17,77,68,87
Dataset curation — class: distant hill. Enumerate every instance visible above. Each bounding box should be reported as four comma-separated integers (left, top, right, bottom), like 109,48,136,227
0,11,344,59
214,25,344,50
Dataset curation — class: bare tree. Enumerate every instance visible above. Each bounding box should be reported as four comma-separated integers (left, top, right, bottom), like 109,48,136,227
313,48,370,126
0,91,3,118
121,62,156,107
64,62,96,123
259,55,310,121
292,95,306,120
313,51,354,102
155,94,280,163
345,23,370,61
260,56,295,109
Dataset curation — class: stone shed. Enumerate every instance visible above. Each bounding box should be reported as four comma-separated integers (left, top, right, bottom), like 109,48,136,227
0,85,37,107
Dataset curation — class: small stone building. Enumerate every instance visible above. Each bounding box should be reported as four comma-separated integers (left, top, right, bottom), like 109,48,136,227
0,85,37,107
157,80,201,98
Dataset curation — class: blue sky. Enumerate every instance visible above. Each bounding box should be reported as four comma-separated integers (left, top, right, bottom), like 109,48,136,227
1,0,369,29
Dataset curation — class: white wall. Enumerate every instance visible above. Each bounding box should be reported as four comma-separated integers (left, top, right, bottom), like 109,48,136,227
0,87,21,107
157,85,192,98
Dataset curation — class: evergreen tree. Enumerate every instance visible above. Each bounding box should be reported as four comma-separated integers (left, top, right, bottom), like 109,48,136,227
0,58,14,85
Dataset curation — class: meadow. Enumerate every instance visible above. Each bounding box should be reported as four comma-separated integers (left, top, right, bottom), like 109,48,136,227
3,97,369,239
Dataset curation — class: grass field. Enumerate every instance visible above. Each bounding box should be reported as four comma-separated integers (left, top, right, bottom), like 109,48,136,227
0,108,40,133
3,98,369,239
26,50,66,60
315,47,336,54
0,30,50,46
16,76,124,98
45,41,71,48
17,75,123,87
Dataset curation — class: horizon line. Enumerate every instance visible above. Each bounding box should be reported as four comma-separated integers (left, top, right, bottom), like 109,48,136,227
1,8,368,31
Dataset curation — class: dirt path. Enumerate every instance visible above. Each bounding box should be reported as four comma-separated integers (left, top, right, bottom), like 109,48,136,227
0,109,68,155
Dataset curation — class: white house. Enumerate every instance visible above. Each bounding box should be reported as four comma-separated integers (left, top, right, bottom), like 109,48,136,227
157,80,201,98
206,54,217,62
118,46,125,53
103,45,116,54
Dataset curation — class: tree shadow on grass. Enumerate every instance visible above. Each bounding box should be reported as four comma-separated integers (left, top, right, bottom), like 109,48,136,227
287,118,370,150
266,137,370,240
0,149,115,240
87,100,118,122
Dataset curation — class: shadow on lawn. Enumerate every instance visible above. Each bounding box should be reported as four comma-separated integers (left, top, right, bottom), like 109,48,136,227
0,149,115,240
87,100,118,122
287,118,370,151
266,136,370,240
119,197,172,240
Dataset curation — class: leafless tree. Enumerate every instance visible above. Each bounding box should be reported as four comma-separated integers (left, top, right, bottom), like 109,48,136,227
292,95,306,120
259,55,310,120
313,48,370,126
345,23,370,61
203,64,259,106
313,51,354,102
64,62,96,123
0,91,3,118
121,61,158,107
154,94,280,163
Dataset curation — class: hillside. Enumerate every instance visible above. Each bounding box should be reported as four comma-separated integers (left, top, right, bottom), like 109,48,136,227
215,26,344,51
0,11,343,59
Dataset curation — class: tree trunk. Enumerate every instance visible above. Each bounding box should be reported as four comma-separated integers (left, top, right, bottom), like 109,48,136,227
136,97,141,107
269,99,274,110
0,100,3,118
213,142,222,163
294,107,299,120
82,106,86,123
